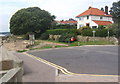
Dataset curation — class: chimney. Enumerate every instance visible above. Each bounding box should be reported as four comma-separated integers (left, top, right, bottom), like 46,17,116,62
105,6,108,15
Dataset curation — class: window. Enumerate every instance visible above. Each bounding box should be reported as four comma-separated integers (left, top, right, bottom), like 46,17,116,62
79,17,81,20
100,16,103,19
92,26,97,29
87,16,89,19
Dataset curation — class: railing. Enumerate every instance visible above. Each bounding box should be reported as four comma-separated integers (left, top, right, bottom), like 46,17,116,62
0,67,22,83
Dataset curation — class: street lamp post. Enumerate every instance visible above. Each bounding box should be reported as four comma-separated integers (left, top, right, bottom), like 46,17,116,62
92,30,96,42
108,26,110,39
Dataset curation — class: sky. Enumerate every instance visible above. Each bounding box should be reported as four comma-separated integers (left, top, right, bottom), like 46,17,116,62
0,0,117,32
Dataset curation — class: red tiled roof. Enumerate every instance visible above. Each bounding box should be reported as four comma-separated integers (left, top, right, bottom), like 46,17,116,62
76,8,112,17
56,20,77,24
93,20,112,25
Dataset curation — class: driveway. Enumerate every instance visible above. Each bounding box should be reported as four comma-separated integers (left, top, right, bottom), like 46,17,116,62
28,46,118,75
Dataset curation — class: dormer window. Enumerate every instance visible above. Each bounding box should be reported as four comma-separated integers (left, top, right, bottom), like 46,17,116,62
87,16,89,19
100,16,103,19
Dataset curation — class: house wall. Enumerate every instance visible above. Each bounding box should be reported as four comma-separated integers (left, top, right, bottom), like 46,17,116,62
77,16,92,29
77,15,113,29
91,16,113,21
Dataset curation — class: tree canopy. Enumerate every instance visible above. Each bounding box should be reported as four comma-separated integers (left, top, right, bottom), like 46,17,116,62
110,1,120,38
10,7,55,35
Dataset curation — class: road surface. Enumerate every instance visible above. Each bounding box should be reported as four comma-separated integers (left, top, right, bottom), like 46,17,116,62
28,46,118,75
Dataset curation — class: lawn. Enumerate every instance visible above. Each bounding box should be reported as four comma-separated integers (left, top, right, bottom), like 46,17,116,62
69,41,114,46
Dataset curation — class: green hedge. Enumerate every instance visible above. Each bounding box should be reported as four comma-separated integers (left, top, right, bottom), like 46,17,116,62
81,29,93,36
82,29,114,37
46,29,79,35
52,24,77,29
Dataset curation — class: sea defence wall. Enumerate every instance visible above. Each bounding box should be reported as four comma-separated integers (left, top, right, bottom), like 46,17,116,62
0,36,23,83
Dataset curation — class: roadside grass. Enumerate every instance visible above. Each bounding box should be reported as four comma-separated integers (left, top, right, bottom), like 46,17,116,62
69,41,115,46
16,40,115,52
17,49,28,53
29,45,68,50
28,40,114,50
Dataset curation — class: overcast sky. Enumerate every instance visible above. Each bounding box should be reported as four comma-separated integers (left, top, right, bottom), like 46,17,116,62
0,0,117,32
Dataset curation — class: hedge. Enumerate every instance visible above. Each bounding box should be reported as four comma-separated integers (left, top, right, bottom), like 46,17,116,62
52,24,77,29
46,29,79,35
82,29,114,37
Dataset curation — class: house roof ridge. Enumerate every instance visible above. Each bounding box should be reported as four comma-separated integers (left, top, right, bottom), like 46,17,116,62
76,7,112,17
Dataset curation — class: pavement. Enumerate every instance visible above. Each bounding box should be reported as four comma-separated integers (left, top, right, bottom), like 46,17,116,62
13,52,57,82
28,46,118,75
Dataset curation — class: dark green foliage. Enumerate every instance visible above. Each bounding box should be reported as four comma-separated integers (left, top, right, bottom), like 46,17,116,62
81,29,93,36
110,1,120,38
10,7,55,36
113,24,120,38
46,29,79,35
98,25,105,29
23,34,29,40
95,29,108,37
110,1,120,23
78,26,91,34
59,33,77,43
51,24,77,29
82,29,114,37
40,33,49,40
101,7,104,11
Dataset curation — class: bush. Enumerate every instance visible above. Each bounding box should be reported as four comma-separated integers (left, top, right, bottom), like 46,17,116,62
52,24,77,29
95,28,114,37
59,33,77,43
98,25,106,29
82,29,93,36
78,26,91,35
81,28,114,37
23,34,29,40
46,29,79,35
40,33,49,40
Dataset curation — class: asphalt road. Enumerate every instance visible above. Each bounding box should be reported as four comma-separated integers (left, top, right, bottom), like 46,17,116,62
28,46,118,75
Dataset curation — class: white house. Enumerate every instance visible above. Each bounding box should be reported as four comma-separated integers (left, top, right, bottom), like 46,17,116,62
76,6,113,29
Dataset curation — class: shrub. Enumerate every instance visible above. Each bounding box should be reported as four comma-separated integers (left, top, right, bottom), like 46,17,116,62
46,29,79,35
81,29,93,36
78,26,91,35
98,25,106,29
78,26,91,31
59,33,77,43
40,33,49,40
52,24,77,29
81,28,114,37
23,34,29,40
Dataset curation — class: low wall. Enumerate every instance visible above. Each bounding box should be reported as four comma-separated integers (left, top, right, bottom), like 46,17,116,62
0,45,23,83
77,35,117,42
48,35,117,43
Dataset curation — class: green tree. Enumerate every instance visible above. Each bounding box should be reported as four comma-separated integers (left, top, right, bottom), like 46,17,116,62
110,1,120,45
10,7,55,36
101,7,104,11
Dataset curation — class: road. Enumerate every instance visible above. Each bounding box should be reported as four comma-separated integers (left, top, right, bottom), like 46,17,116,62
28,46,118,75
